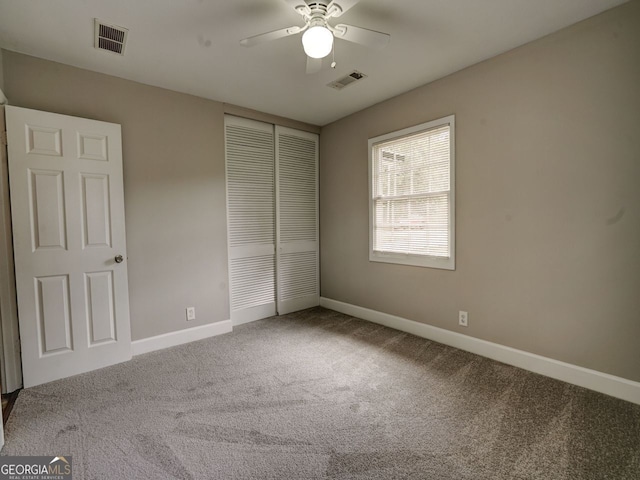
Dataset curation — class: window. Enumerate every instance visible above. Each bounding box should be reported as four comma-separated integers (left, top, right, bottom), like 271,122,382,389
368,115,455,270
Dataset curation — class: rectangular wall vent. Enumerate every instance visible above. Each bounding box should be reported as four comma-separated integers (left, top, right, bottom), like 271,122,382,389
327,70,368,91
94,19,128,55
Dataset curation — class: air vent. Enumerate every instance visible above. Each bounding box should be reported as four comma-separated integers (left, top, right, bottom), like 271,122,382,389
94,19,128,55
327,70,367,91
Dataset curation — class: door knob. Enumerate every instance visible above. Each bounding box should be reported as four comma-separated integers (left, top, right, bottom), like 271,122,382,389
115,255,124,264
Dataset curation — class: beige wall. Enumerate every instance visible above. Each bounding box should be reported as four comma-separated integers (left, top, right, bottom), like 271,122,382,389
320,2,640,382
0,48,4,91
0,51,317,341
2,51,228,341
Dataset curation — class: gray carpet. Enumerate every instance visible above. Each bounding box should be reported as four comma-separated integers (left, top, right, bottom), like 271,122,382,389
2,307,639,479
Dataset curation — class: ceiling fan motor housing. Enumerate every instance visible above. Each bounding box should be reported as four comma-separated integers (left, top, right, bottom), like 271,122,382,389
302,2,343,22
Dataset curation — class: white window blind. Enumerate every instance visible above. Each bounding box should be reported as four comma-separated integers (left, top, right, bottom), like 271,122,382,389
369,115,455,270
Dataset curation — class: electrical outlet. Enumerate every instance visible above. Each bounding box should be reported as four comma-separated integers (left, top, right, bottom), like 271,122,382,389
186,307,196,321
459,311,468,327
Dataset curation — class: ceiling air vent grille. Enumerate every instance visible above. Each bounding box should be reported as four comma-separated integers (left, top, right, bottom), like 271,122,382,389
327,70,367,91
94,19,128,55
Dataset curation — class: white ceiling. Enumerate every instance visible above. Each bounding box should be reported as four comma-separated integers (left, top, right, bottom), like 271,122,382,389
0,0,627,126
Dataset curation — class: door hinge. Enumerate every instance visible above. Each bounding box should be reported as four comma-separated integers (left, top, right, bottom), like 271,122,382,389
1,131,7,146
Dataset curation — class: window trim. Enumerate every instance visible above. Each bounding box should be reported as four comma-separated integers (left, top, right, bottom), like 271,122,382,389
368,114,456,270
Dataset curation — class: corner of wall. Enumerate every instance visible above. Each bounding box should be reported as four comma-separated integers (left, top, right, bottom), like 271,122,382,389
0,49,6,102
0,48,4,91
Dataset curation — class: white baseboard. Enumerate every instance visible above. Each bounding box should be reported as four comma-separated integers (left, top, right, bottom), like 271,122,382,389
132,320,233,356
320,297,640,405
232,303,276,327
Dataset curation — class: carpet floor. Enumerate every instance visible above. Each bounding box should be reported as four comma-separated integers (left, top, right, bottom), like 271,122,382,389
2,307,639,479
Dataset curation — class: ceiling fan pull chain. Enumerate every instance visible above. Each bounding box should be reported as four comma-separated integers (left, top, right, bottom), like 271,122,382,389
331,39,337,69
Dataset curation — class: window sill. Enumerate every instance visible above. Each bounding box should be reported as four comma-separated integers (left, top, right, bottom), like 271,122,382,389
369,252,455,270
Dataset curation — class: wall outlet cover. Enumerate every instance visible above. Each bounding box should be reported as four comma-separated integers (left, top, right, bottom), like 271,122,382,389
459,311,468,327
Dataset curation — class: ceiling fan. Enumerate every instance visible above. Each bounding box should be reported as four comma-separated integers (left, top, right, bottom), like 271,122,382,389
240,0,391,74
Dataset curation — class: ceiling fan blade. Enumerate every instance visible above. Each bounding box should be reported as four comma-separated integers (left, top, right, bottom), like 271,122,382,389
327,0,361,17
306,56,323,75
333,24,390,49
281,0,311,15
240,26,301,47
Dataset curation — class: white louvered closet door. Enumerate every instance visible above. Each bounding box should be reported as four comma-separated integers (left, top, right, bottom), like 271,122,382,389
225,116,276,325
276,126,319,314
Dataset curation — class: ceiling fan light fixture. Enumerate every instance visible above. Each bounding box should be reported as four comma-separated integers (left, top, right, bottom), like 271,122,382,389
302,25,333,59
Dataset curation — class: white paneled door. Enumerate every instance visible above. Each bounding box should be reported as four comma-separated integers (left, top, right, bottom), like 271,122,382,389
225,116,318,325
6,106,131,388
